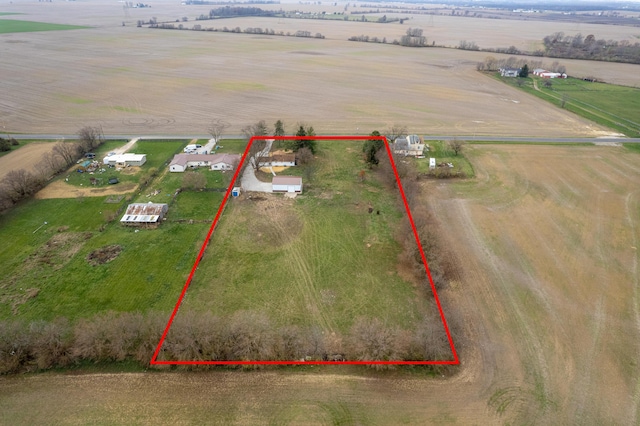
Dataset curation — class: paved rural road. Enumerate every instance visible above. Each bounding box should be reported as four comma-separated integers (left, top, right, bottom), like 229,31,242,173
10,134,640,143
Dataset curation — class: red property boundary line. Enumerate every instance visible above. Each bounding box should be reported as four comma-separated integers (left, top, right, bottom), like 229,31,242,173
150,135,459,366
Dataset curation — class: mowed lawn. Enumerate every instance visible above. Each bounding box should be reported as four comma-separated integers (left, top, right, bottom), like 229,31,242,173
179,141,430,333
0,19,87,33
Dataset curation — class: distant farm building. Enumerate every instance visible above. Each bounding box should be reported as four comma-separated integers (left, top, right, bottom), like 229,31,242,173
169,153,241,172
120,203,168,227
499,67,521,77
393,135,425,157
272,176,303,193
532,69,567,78
103,153,147,167
539,72,567,79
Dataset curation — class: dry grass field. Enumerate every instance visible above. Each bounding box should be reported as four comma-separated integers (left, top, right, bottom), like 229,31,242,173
427,144,640,424
0,142,54,180
1,1,638,137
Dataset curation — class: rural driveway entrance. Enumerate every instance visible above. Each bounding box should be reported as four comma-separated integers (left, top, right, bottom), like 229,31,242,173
240,165,272,193
240,139,273,193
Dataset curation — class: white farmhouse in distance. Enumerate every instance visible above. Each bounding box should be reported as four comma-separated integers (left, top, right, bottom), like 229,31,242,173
393,135,425,157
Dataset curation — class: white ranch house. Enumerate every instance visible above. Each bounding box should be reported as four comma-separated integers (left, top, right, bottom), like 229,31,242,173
272,176,303,193
103,153,147,167
169,153,241,172
258,153,296,167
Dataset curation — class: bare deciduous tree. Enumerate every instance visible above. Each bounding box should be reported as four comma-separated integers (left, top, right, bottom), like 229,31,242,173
52,142,80,168
1,169,43,201
207,119,230,144
447,138,465,156
348,317,400,366
77,126,104,154
296,147,313,165
384,124,408,143
225,310,275,361
242,120,268,140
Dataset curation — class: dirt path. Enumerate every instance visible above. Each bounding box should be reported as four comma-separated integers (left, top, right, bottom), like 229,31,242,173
111,137,140,155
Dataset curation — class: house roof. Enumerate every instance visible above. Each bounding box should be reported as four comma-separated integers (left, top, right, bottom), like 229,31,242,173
104,153,146,164
272,176,302,186
272,153,296,162
210,154,240,165
170,153,240,167
394,135,423,150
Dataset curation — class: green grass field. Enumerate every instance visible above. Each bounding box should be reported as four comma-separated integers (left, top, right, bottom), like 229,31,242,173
0,19,87,34
0,138,251,321
411,140,475,177
178,141,430,334
496,75,640,137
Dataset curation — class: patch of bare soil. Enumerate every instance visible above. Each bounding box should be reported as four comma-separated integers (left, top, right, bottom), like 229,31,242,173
35,180,137,199
0,232,90,314
231,194,302,253
86,245,122,266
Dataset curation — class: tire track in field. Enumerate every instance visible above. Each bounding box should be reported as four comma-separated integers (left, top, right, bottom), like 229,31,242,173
571,192,608,422
455,200,553,420
264,198,335,334
624,191,640,425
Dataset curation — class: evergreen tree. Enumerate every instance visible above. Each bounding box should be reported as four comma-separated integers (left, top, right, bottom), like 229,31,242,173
519,64,529,78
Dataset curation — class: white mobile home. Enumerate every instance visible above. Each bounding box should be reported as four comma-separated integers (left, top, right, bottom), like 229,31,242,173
103,153,147,167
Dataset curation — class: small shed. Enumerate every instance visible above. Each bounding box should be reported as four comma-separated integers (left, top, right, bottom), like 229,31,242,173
120,203,168,227
272,176,303,193
429,158,436,170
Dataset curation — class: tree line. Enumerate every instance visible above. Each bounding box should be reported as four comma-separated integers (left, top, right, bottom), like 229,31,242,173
349,27,432,47
362,126,462,293
0,309,454,374
542,32,640,64
462,32,640,65
0,136,20,153
0,127,105,213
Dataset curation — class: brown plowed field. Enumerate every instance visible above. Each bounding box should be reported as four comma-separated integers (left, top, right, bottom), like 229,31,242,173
2,2,634,137
2,145,640,424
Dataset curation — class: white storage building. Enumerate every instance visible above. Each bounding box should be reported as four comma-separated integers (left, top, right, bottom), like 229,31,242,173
103,153,147,167
272,176,303,193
